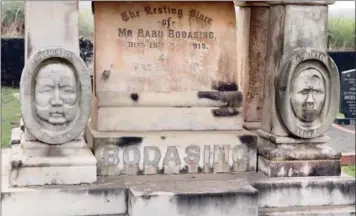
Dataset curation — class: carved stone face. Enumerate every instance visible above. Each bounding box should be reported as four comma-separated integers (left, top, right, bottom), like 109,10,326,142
34,62,79,130
290,68,326,123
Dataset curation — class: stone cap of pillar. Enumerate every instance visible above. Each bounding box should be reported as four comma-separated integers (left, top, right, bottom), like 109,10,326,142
234,1,334,7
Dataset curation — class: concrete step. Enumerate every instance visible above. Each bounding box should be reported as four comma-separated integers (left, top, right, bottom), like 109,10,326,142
127,179,258,216
259,205,356,216
252,174,356,208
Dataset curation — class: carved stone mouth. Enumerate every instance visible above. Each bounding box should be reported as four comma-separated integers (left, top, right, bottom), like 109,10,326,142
50,112,64,117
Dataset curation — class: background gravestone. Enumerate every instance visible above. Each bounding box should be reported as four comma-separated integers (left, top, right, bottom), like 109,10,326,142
339,69,356,124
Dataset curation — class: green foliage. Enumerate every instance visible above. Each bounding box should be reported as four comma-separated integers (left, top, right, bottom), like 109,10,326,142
78,6,94,40
1,1,25,37
328,18,356,51
342,165,356,177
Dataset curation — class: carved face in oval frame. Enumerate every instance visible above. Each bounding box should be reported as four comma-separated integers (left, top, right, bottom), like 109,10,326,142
34,60,80,130
290,65,327,125
276,48,339,139
20,48,92,144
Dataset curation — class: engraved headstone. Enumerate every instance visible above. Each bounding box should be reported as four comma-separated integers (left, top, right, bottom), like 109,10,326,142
94,2,237,93
91,1,243,132
340,69,356,122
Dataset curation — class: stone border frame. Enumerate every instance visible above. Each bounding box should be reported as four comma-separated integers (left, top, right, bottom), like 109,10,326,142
276,48,340,139
20,47,92,144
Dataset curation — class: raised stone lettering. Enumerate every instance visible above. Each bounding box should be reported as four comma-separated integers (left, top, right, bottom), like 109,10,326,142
163,146,181,174
184,145,200,173
232,145,248,172
213,145,229,173
103,146,120,166
123,146,140,175
143,146,161,174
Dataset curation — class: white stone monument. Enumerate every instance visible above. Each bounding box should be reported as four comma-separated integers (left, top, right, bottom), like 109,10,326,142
9,1,96,186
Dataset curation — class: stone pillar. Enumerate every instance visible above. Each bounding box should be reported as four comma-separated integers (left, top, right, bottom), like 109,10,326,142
9,1,97,186
257,1,341,177
235,2,270,130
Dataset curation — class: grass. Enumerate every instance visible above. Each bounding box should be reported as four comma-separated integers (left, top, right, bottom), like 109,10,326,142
342,165,356,177
1,87,21,148
328,18,356,51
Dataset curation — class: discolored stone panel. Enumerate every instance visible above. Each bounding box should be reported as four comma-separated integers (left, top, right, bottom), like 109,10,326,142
94,2,237,95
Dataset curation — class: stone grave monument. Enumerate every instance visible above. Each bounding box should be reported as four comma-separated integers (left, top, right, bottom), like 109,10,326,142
87,1,258,176
8,1,96,186
336,69,356,125
257,2,342,177
2,1,355,216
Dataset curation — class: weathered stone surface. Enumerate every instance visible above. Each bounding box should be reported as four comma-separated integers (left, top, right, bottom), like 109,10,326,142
259,205,355,216
257,129,330,144
128,180,258,216
2,185,126,216
236,6,251,93
25,1,80,59
97,91,242,107
244,122,261,130
252,176,355,208
258,137,341,160
20,118,24,131
97,107,243,131
260,4,330,137
20,47,92,144
94,2,237,93
276,48,340,139
10,127,22,145
258,156,341,177
9,138,96,186
87,122,257,175
243,6,269,123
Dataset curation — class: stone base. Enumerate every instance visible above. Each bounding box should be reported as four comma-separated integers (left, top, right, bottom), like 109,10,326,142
86,122,258,175
257,130,330,144
258,156,341,177
243,121,261,130
259,205,356,216
258,137,341,160
128,180,258,216
257,137,341,177
9,138,97,186
2,172,355,216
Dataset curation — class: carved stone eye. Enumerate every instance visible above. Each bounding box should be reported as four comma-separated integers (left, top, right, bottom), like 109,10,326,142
61,87,75,93
299,89,308,95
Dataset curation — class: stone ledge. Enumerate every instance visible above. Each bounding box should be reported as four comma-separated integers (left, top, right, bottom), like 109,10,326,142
97,107,244,131
252,175,355,208
258,138,341,160
9,138,97,186
257,130,330,144
10,127,22,145
259,205,355,216
2,185,127,216
258,156,341,177
243,122,261,130
128,180,258,216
